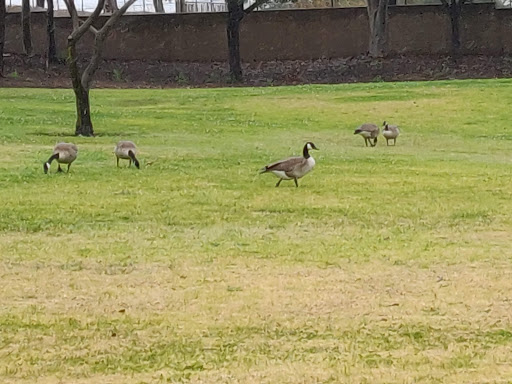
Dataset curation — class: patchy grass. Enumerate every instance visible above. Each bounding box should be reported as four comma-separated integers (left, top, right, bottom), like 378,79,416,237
1,80,512,383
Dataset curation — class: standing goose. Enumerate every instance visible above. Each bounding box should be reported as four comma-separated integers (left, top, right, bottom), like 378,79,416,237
259,142,319,187
354,123,379,147
43,143,78,174
115,141,140,169
382,121,400,146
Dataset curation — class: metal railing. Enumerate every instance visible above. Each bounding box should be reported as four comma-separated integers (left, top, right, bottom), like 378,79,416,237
184,0,226,12
5,0,356,13
6,0,180,13
5,0,506,13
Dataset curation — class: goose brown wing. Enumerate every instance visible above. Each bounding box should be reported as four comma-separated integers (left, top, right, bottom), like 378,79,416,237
355,123,379,134
54,143,78,157
265,156,303,172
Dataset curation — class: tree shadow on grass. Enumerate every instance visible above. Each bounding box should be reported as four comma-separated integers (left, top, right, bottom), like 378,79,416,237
32,131,138,137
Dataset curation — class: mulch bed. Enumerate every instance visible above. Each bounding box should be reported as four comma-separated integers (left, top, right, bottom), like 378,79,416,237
1,53,511,88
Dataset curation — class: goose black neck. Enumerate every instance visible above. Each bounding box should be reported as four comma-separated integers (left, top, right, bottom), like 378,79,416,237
128,150,140,169
303,144,310,159
47,153,59,163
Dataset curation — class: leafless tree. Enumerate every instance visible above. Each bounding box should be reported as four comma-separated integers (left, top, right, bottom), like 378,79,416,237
22,0,33,56
104,0,119,13
367,0,389,58
154,0,165,12
63,0,136,136
0,0,5,76
440,0,467,56
47,0,58,65
175,0,186,12
32,0,57,65
226,0,268,82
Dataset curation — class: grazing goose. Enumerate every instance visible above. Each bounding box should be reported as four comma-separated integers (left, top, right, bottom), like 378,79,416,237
354,123,379,147
43,143,78,174
259,142,319,187
114,141,140,169
382,121,400,146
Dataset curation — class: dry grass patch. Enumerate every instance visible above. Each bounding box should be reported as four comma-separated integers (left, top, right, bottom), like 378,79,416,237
2,259,512,383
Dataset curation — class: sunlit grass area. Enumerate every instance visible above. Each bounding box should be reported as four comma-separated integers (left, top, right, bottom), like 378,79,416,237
1,80,512,383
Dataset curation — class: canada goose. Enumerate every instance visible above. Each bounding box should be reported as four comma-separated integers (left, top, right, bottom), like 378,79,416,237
382,121,400,146
114,141,140,169
354,123,379,147
259,142,319,187
43,143,78,174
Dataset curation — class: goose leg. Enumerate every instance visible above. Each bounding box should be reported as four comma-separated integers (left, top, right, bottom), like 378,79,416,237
394,138,397,146
57,165,63,173
294,178,299,188
275,179,283,187
364,138,368,147
67,163,71,173
116,157,119,168
129,159,132,168
386,139,390,146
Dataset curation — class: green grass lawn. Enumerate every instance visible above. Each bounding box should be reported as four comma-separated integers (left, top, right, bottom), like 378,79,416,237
1,79,512,383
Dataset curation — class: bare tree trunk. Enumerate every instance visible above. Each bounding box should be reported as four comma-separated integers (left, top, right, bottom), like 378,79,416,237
22,0,33,56
176,0,185,12
227,0,244,82
0,0,5,76
440,0,463,56
367,0,389,58
64,0,136,136
74,86,94,136
47,0,58,65
449,4,461,55
104,0,119,13
440,0,466,57
153,0,164,12
37,0,45,7
225,0,266,82
68,43,94,136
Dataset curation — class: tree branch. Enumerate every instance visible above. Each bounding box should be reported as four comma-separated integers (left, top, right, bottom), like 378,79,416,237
244,0,268,14
89,25,99,35
81,0,136,89
79,19,99,35
64,0,105,43
63,0,80,30
97,0,136,35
